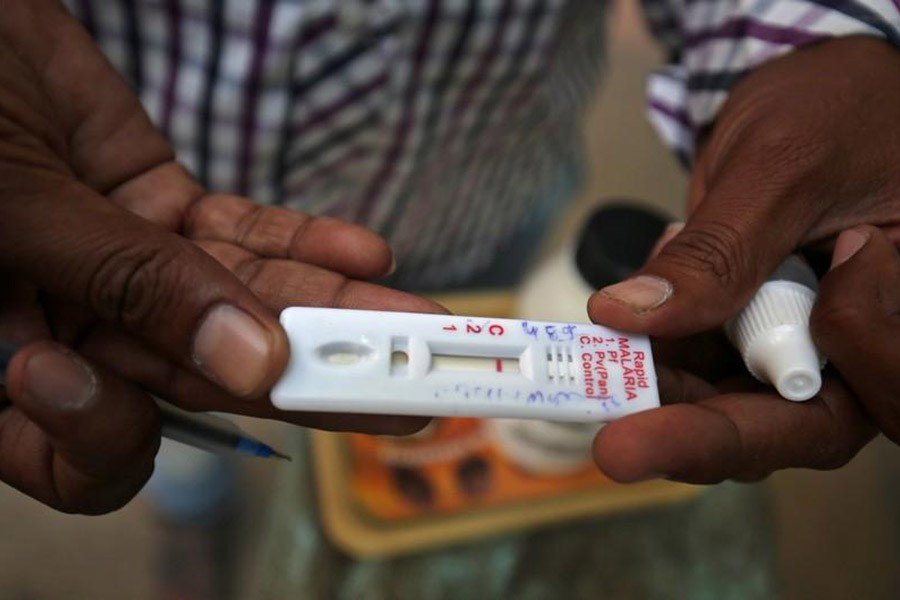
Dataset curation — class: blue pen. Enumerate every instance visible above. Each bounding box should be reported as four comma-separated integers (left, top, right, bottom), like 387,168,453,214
0,341,290,461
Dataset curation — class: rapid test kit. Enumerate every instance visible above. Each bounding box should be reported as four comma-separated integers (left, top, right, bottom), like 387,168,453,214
271,308,660,422
273,254,824,423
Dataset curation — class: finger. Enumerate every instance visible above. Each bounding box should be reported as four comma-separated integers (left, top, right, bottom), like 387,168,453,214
1,341,160,514
31,292,95,347
196,240,447,314
644,221,746,382
811,225,900,443
75,324,429,435
587,147,824,336
651,330,742,384
185,195,395,279
5,5,211,245
92,101,395,283
107,162,204,233
647,222,684,260
653,364,719,406
0,180,289,399
593,374,874,483
0,279,51,345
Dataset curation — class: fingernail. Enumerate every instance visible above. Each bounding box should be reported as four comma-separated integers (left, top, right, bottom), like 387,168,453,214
599,275,673,314
830,228,871,269
193,304,273,396
23,347,96,410
650,222,685,259
386,256,398,276
662,221,685,240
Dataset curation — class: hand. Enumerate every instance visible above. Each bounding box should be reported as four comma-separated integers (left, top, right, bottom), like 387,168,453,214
592,349,876,484
592,230,878,483
812,226,900,445
587,37,900,482
0,2,441,513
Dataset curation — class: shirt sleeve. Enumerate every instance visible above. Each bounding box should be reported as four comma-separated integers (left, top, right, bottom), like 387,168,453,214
639,0,900,163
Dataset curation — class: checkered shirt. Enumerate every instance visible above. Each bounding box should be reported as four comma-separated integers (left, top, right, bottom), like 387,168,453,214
62,0,900,287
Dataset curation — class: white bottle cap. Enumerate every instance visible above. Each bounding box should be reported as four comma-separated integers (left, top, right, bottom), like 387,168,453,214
726,269,825,402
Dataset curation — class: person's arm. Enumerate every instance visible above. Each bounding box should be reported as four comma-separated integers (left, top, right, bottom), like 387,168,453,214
640,0,900,161
0,0,439,514
588,3,900,482
812,226,900,446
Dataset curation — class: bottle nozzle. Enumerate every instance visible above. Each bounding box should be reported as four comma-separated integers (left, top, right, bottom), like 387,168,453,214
743,324,822,401
777,371,821,402
727,258,825,402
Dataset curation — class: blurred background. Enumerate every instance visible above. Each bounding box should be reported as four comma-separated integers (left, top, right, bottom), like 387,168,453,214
3,2,900,599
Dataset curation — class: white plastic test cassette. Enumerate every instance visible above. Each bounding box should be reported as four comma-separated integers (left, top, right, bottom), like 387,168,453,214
271,308,660,422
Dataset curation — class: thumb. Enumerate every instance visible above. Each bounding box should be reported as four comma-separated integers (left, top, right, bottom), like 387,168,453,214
1,179,288,398
587,188,809,337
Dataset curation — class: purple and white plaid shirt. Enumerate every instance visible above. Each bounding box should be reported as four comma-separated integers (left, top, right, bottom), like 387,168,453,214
62,0,900,288
642,0,900,160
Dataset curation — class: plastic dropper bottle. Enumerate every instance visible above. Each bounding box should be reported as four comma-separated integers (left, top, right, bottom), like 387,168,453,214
725,255,825,401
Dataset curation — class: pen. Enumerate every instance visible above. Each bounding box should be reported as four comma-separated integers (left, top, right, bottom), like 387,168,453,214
157,401,290,460
0,341,290,461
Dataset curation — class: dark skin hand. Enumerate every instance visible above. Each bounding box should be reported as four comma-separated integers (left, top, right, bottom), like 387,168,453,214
0,1,443,513
589,37,900,483
812,226,900,447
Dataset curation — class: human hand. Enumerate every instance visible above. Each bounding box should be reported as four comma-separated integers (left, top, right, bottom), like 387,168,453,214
811,226,900,445
0,1,440,512
587,37,900,482
592,346,876,484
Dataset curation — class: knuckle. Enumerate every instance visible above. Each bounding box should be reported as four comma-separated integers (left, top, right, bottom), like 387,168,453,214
285,210,315,257
86,237,190,331
333,278,363,308
232,254,267,289
234,203,266,246
181,193,216,237
660,221,751,288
